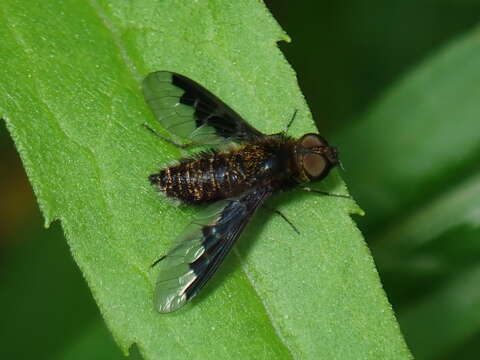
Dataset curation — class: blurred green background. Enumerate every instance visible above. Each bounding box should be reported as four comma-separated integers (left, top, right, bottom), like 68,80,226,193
2,1,480,359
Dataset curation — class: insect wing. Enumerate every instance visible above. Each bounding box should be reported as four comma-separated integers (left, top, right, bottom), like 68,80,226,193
143,71,264,144
154,189,271,313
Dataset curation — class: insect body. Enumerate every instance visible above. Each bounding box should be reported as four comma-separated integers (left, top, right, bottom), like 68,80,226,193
144,71,341,313
149,134,338,203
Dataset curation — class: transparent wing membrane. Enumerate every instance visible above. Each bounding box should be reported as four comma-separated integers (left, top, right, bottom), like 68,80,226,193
154,189,271,313
142,71,264,144
143,72,198,138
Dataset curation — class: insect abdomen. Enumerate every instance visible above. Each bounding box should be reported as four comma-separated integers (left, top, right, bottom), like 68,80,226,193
150,152,246,203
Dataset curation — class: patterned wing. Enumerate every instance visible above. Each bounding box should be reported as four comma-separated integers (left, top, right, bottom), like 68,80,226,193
153,188,271,313
143,71,264,144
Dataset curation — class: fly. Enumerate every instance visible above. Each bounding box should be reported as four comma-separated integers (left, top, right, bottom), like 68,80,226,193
143,71,347,313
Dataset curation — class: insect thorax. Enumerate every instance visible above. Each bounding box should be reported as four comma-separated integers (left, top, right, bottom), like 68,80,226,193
150,135,296,203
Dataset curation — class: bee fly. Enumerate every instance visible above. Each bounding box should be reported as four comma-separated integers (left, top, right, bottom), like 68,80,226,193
143,71,346,313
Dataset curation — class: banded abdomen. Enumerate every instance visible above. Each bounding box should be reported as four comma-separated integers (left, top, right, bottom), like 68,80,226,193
149,137,293,203
150,149,249,203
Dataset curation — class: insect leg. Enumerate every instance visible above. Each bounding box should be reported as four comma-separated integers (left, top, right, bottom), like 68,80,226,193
150,254,166,268
285,109,298,133
143,123,197,148
264,205,300,235
301,186,352,199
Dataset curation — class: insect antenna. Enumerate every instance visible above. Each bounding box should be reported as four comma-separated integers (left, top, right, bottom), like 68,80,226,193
285,109,298,134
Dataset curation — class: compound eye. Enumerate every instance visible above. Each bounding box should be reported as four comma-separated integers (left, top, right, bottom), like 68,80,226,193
300,134,327,149
302,153,326,179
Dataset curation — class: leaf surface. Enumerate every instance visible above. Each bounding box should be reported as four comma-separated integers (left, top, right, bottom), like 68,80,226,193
334,25,480,359
0,0,410,358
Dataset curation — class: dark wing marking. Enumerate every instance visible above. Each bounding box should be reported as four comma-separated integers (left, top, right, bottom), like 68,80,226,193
143,71,264,143
154,188,271,313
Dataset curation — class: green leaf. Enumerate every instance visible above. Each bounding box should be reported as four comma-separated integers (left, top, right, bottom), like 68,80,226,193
399,261,480,360
0,213,139,360
336,26,480,232
374,175,480,359
57,320,142,360
0,222,102,359
0,1,410,359
334,25,480,359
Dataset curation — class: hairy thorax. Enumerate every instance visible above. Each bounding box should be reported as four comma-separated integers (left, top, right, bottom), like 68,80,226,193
150,135,296,203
